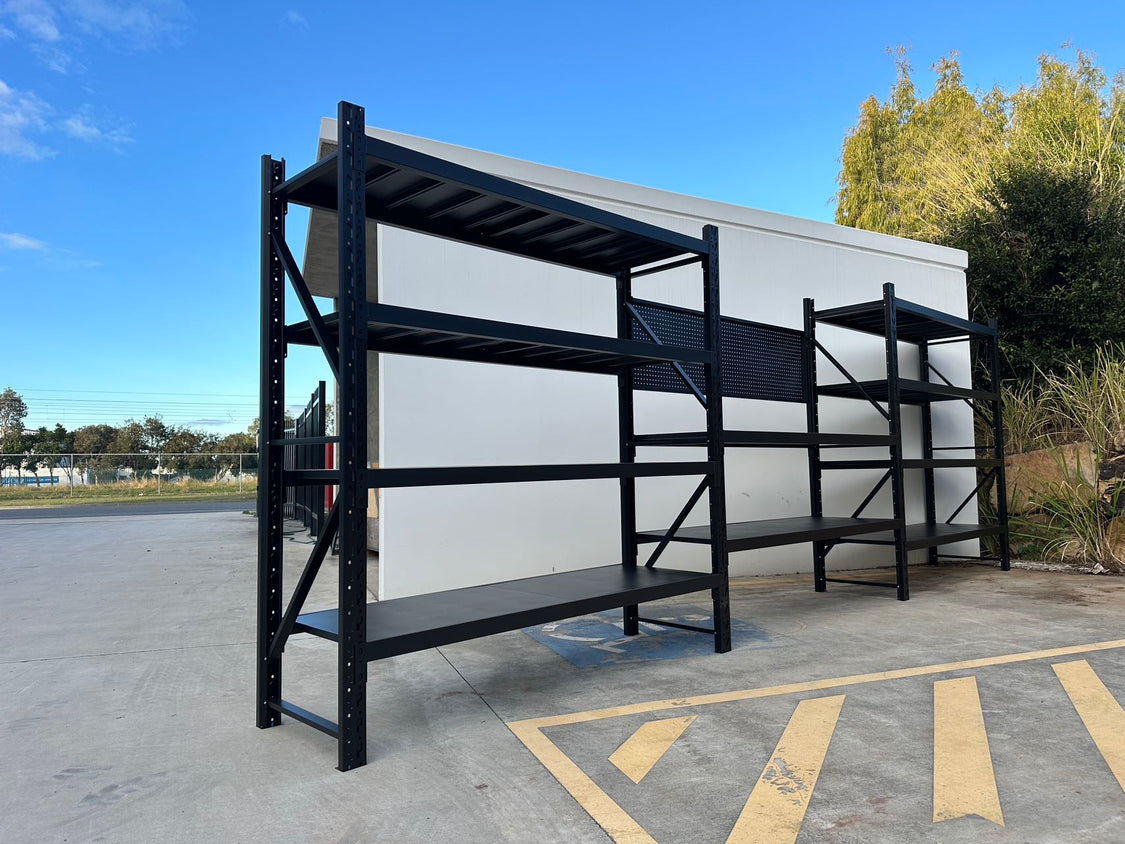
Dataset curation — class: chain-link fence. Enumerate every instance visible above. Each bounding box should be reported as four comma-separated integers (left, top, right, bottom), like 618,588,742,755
0,453,259,496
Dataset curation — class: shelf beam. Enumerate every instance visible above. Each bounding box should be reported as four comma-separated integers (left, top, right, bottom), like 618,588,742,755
285,301,713,374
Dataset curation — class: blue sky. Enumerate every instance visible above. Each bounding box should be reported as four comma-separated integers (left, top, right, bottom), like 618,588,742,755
3,1,1124,436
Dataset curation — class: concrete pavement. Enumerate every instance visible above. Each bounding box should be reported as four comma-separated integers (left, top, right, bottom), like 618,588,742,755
1,509,1124,842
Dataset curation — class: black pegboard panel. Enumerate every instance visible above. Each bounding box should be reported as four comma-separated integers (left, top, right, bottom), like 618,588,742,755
629,300,805,403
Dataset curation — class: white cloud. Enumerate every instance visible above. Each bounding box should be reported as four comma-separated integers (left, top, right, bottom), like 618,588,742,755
2,0,59,41
283,9,307,28
61,108,132,150
0,232,47,250
0,23,15,37
68,0,191,49
0,233,100,269
2,0,190,53
0,79,133,158
31,42,78,73
0,78,53,159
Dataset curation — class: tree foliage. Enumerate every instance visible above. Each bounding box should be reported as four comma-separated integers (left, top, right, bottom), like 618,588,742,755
0,388,28,444
836,48,1125,377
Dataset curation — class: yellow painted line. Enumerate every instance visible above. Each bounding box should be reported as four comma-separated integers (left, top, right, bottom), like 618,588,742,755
1053,660,1125,791
508,720,656,844
933,677,1004,825
510,638,1125,731
507,638,1125,844
727,695,845,844
609,715,696,784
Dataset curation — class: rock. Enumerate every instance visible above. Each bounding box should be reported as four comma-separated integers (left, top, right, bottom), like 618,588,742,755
1001,442,1098,515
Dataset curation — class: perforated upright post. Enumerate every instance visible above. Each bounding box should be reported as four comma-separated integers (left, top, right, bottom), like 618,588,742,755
703,225,731,652
257,155,286,729
804,298,827,592
918,342,938,564
617,270,639,636
883,283,910,600
336,101,369,771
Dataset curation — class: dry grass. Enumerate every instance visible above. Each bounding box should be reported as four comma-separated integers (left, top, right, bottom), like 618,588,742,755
0,476,256,507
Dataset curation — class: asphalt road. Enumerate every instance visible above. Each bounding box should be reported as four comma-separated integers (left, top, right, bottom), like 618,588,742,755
0,498,255,520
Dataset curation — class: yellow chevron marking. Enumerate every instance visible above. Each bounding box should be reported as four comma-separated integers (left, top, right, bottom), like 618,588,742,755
933,676,1004,825
608,715,696,784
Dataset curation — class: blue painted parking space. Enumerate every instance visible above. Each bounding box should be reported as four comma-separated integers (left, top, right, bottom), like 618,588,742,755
524,605,775,667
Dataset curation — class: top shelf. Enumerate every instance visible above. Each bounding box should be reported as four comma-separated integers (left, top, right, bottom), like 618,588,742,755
276,136,707,276
815,297,995,343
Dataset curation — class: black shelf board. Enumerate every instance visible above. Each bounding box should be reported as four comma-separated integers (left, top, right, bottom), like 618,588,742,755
836,522,1003,550
815,298,996,342
285,461,712,489
277,138,706,276
293,565,721,660
286,301,711,375
905,458,1003,469
633,431,894,448
818,379,999,405
821,458,1003,470
637,515,903,552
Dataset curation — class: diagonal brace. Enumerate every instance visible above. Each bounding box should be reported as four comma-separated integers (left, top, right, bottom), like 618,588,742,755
626,303,708,408
815,339,891,421
946,468,995,524
272,233,341,383
644,477,710,567
851,470,892,518
926,362,993,426
269,500,340,660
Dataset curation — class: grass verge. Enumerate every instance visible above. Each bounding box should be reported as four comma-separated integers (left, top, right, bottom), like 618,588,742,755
0,478,257,508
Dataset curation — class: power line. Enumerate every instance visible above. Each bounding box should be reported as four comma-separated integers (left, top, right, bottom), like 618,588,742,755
11,387,259,398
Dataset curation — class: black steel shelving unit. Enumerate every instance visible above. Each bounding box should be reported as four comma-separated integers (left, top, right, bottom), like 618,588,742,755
258,101,732,771
624,300,902,575
808,282,1011,600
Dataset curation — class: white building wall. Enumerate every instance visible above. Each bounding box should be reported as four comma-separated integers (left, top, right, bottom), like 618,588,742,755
309,121,976,600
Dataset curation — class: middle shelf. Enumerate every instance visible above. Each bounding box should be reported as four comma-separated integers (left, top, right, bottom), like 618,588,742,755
286,301,711,375
637,515,903,552
818,378,1000,404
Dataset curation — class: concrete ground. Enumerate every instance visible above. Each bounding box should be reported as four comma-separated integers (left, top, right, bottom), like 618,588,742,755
2,509,1124,843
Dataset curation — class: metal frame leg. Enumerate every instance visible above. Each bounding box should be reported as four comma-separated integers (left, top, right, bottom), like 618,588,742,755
919,342,939,565
703,225,731,652
336,101,369,771
884,283,910,600
804,298,827,592
616,270,639,636
257,155,286,728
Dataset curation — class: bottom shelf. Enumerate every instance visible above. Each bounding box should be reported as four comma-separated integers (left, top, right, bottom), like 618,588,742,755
637,515,902,552
294,564,721,661
835,522,1002,551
